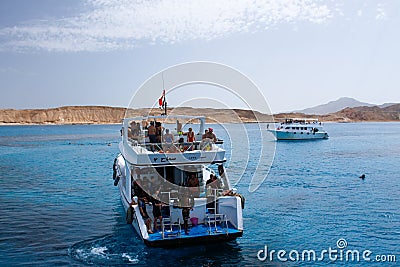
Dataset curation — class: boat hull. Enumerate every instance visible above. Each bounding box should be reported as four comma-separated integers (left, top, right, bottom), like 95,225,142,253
268,130,329,140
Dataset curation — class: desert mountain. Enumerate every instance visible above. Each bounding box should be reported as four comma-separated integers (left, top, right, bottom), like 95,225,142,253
1,103,399,125
324,103,400,122
275,103,400,122
0,106,273,124
296,97,374,115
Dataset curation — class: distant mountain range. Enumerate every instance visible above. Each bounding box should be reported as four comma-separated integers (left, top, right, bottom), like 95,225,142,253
295,97,395,115
0,98,399,124
276,103,400,122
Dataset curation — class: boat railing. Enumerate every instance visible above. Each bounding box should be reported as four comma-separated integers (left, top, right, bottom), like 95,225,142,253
128,139,221,153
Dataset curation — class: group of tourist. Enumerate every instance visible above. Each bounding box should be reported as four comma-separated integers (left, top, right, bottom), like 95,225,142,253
131,177,171,234
130,173,203,235
129,119,218,145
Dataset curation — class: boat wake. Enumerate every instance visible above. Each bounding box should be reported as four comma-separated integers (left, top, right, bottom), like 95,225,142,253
69,234,142,265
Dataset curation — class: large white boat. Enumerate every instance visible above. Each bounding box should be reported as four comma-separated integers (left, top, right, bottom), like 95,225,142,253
113,115,244,247
267,118,329,140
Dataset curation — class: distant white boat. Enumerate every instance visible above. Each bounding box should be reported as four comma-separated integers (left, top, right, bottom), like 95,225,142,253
113,115,244,247
267,118,329,140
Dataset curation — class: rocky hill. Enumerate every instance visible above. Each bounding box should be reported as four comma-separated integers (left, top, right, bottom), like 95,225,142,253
1,104,398,124
0,106,127,124
275,104,400,122
325,104,400,122
0,106,273,124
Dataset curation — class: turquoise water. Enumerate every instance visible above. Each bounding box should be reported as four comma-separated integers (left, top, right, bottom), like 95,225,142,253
0,123,399,266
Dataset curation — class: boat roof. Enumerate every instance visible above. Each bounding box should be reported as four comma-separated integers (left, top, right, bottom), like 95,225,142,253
285,118,319,121
123,115,206,123
120,114,225,165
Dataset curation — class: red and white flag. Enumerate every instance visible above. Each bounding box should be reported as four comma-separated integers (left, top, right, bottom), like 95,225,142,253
158,89,165,108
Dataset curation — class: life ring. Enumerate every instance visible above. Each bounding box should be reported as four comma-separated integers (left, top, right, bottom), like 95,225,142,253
126,206,134,224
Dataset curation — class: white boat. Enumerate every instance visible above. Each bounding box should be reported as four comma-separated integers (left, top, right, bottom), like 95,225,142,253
113,115,244,247
267,118,329,140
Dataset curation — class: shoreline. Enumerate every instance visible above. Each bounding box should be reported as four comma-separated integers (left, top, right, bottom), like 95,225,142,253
1,120,399,126
1,105,398,125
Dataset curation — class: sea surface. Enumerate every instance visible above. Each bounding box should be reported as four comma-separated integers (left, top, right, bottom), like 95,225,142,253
0,123,399,266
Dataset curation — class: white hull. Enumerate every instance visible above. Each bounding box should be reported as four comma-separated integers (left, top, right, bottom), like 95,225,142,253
268,129,329,140
113,115,244,247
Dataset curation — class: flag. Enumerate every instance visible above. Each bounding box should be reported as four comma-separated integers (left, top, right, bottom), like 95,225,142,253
158,89,165,108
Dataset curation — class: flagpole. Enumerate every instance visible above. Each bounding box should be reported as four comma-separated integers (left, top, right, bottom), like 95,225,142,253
164,98,167,116
161,73,167,116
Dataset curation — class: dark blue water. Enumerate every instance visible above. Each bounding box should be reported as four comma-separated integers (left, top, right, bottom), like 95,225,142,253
0,123,399,266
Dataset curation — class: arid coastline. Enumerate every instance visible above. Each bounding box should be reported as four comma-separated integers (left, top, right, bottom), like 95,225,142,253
0,104,399,125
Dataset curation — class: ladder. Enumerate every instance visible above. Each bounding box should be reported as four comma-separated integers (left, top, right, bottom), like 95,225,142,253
205,188,228,234
160,191,181,239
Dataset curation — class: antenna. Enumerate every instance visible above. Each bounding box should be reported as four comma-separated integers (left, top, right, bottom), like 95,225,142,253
162,72,165,90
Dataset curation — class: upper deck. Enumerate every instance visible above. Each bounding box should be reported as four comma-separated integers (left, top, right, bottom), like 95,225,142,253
283,118,321,125
119,115,226,166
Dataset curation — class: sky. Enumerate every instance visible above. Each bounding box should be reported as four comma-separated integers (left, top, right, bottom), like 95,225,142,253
0,0,399,113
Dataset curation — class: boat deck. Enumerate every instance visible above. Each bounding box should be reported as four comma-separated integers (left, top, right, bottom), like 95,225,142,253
147,222,241,242
144,222,243,247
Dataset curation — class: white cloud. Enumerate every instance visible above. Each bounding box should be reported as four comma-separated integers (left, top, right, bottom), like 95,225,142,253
0,0,334,52
375,4,386,20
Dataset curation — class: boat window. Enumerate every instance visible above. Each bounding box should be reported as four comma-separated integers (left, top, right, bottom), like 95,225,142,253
296,127,299,130
285,127,289,129
292,127,295,130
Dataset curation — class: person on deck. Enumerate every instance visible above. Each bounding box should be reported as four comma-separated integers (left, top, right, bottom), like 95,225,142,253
133,180,153,234
163,129,174,143
150,191,163,232
187,174,200,198
206,174,220,213
180,193,194,235
186,127,195,143
202,128,217,142
156,122,163,143
202,129,209,139
147,122,157,143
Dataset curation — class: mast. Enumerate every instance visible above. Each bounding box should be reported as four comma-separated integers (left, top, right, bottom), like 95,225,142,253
162,73,167,116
